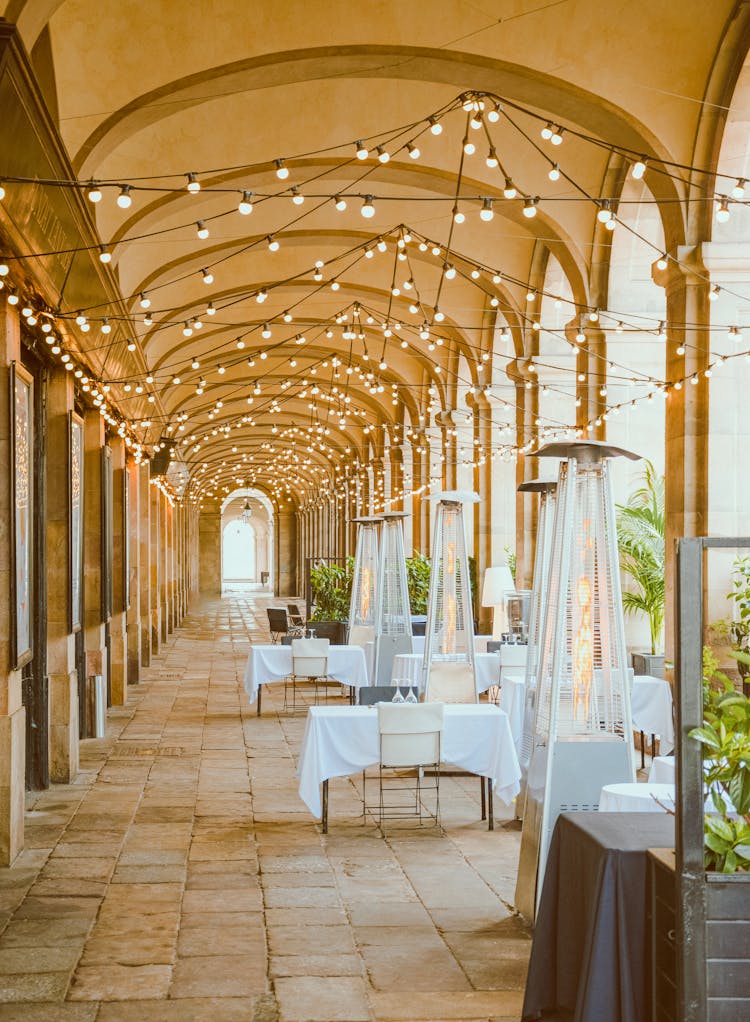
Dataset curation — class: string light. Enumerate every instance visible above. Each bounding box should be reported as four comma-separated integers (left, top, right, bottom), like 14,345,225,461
238,190,253,215
631,157,647,180
196,220,209,239
117,185,132,209
201,268,213,284
186,172,200,193
523,197,538,218
87,181,102,203
503,178,517,199
275,159,289,180
361,196,375,218
355,140,369,160
480,197,494,221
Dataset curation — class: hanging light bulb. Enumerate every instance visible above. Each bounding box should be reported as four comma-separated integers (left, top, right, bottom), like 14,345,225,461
355,140,369,160
186,172,200,193
201,268,214,285
428,116,442,135
334,195,347,211
541,122,554,140
183,321,193,337
434,307,445,322
101,318,111,334
503,178,517,199
376,146,390,163
462,136,475,155
191,358,200,369
217,364,226,374
656,253,669,270
99,245,111,263
523,197,538,218
238,190,254,215
275,159,289,180
196,220,209,239
709,285,721,302
291,186,304,205
715,197,731,223
453,204,465,223
268,236,280,251
551,126,564,145
256,289,268,303
139,292,151,309
732,178,746,199
117,185,132,209
631,157,647,180
361,195,375,218
206,302,216,316
7,291,18,305
262,323,272,339
407,142,420,159
548,163,561,182
144,312,153,326
480,197,494,221
0,263,8,276
597,200,612,223
488,101,502,122
444,263,456,279
87,181,102,203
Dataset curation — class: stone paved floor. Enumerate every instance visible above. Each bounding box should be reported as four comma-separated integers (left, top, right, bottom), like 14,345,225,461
0,591,531,1021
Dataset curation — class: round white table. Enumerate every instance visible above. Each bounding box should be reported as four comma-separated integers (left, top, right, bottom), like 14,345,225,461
598,782,675,813
648,756,675,784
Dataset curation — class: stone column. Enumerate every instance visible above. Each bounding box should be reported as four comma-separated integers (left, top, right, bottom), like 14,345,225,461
566,321,607,439
150,481,161,653
472,394,493,634
126,458,141,685
159,490,168,643
83,410,107,708
0,298,25,863
46,368,78,782
654,249,710,660
277,510,297,596
199,507,222,595
139,462,152,666
109,436,128,705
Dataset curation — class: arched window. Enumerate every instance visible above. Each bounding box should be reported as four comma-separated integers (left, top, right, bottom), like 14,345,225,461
222,520,256,582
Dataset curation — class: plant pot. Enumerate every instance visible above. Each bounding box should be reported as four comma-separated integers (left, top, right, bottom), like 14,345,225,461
631,652,665,678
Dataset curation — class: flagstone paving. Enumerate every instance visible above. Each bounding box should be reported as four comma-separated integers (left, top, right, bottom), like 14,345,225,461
0,591,532,1021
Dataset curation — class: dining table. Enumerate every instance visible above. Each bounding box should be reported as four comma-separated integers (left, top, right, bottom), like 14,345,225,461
297,702,521,832
243,643,369,714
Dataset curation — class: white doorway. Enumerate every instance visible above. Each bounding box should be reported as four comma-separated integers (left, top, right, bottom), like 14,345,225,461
222,520,256,582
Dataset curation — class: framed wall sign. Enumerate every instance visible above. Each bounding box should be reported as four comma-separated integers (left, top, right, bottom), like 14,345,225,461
68,411,84,632
9,362,33,668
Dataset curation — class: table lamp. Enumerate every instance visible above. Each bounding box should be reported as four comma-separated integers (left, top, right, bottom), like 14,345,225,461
482,565,515,638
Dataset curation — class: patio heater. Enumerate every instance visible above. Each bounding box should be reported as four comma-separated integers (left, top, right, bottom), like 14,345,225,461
423,491,480,703
372,512,412,684
348,516,381,648
515,441,639,920
517,480,558,780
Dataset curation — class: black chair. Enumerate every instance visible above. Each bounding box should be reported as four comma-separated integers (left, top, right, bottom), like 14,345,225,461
267,607,301,643
287,603,305,628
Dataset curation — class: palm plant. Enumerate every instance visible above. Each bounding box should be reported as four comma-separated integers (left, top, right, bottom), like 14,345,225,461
616,461,666,655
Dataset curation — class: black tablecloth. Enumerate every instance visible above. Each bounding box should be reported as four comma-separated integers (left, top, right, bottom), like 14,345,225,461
522,812,674,1022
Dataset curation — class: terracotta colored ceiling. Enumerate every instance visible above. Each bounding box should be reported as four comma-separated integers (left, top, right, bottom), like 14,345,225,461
0,0,741,507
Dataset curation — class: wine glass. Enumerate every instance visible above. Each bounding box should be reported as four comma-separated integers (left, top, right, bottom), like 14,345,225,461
391,678,405,703
405,682,418,704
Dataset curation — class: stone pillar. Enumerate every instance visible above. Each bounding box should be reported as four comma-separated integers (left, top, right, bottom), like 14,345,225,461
46,368,78,781
199,507,222,595
150,481,162,653
83,410,107,705
139,462,152,666
126,458,141,685
472,394,493,634
277,510,297,596
109,436,128,705
159,490,168,642
567,321,607,439
654,249,710,660
0,297,25,863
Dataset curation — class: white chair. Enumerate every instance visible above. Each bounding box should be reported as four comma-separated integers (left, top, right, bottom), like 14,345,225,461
375,702,444,829
423,661,477,704
286,637,331,711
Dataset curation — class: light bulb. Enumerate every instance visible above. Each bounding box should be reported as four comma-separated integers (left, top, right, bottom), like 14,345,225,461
256,289,268,303
206,302,215,315
99,246,111,263
462,137,475,155
139,293,150,309
407,143,420,159
217,364,225,374
428,117,442,135
101,319,111,334
480,197,494,221
186,172,200,193
487,102,501,123
523,197,538,218
503,178,517,199
192,359,200,369
597,202,612,223
144,312,153,325
196,220,209,239
605,218,616,231
275,159,289,180
334,195,347,211
171,375,180,386
291,187,304,205
732,178,746,199
262,323,272,338
0,263,7,276
631,157,647,180
355,140,369,160
444,263,456,279
485,147,498,168
656,253,668,270
715,197,731,223
268,236,280,251
183,322,193,337
548,163,560,181
434,308,445,322
361,195,375,218
238,190,253,215
376,146,390,164
541,122,553,140
117,185,132,209
7,292,18,305
551,127,564,145
453,206,465,223
709,285,720,302
526,289,536,302
201,268,213,284
87,181,102,203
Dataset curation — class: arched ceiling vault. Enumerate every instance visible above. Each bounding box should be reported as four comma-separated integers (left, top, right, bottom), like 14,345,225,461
1,0,745,505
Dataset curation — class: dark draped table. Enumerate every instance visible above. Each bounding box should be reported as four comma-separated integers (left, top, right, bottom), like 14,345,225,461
522,811,674,1022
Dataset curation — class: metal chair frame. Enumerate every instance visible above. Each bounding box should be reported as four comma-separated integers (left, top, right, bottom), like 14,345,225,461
285,637,332,712
373,703,444,831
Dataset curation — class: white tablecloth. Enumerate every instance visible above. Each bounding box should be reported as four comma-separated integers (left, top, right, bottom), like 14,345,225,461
648,756,675,784
499,673,526,753
243,644,369,703
391,652,502,695
297,703,521,819
631,675,674,753
598,782,675,813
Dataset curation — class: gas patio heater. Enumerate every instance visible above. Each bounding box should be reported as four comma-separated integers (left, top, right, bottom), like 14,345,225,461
372,512,412,685
517,480,558,782
515,441,639,920
348,517,381,648
423,491,480,704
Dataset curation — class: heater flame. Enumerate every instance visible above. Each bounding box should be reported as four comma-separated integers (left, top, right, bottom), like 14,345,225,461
572,576,593,721
360,566,371,620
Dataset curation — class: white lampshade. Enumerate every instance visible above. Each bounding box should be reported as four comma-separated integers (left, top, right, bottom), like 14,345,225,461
482,565,515,607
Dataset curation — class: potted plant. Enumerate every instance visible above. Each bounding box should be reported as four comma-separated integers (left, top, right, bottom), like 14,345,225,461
616,461,665,677
405,553,430,634
712,556,750,697
308,557,353,644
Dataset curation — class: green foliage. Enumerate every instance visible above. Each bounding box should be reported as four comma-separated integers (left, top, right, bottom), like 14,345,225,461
616,461,665,655
405,553,430,615
503,545,517,583
689,651,750,873
309,557,353,621
725,556,750,680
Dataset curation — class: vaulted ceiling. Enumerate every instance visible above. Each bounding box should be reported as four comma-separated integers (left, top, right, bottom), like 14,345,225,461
0,0,744,509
